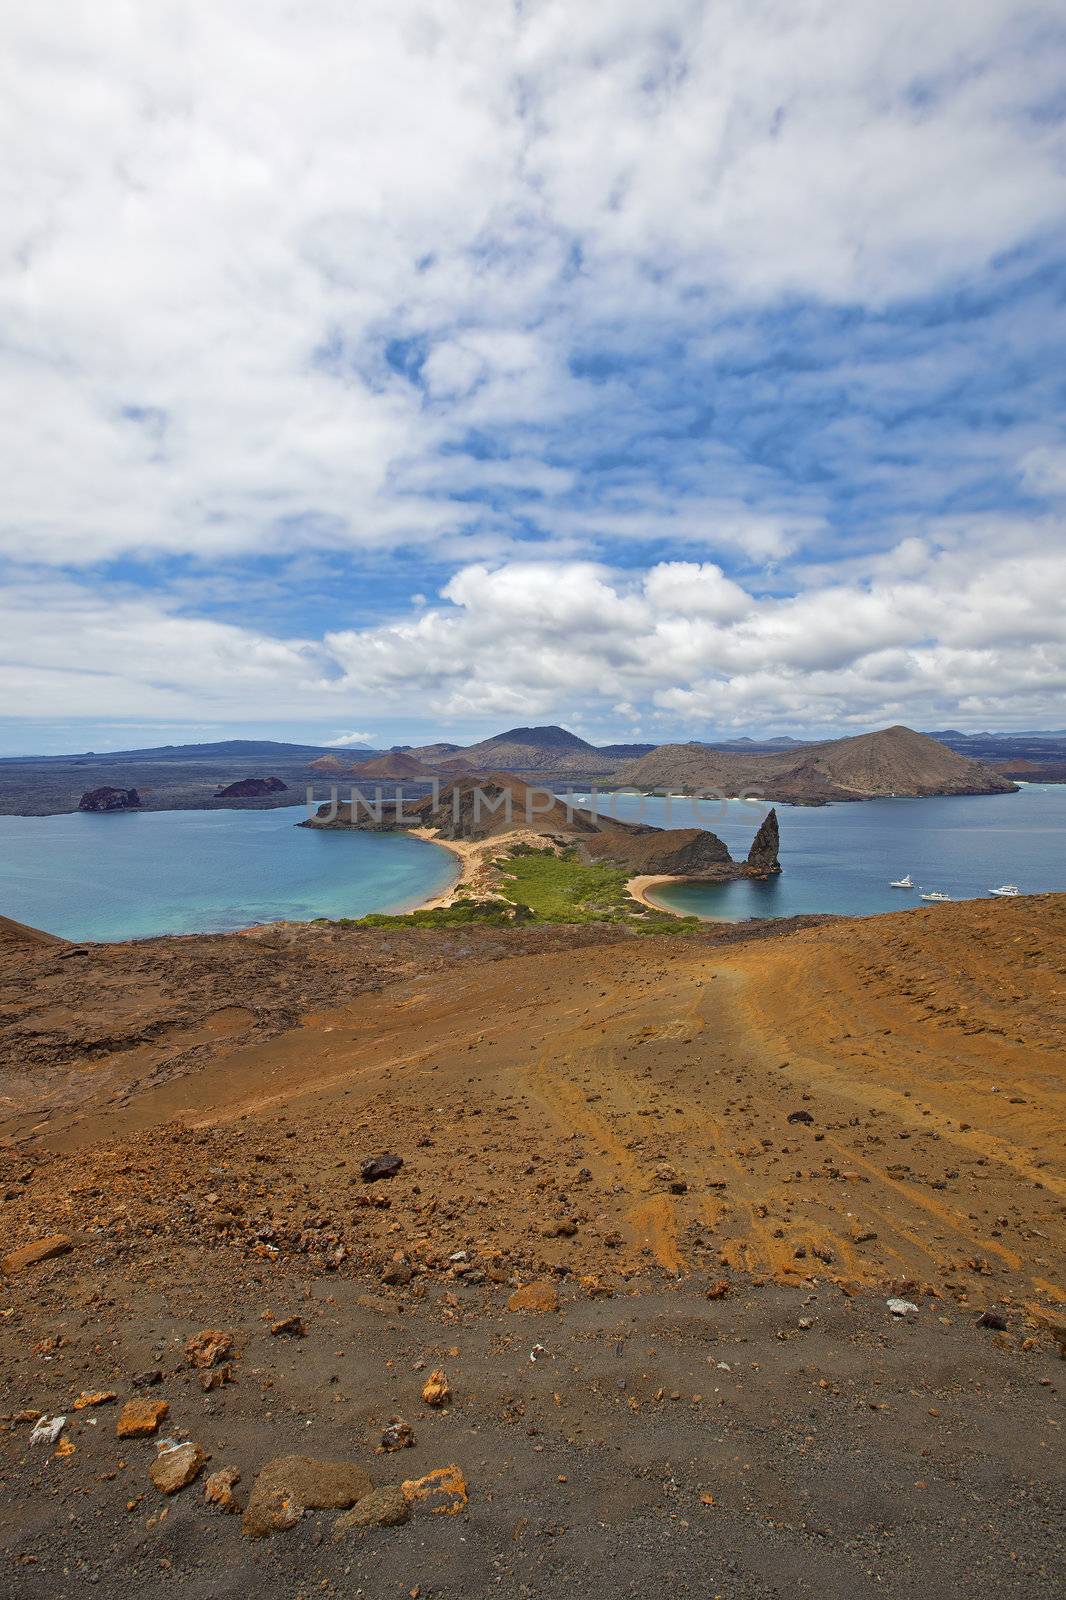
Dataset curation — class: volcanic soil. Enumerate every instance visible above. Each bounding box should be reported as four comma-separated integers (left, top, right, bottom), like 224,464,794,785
0,896,1063,1597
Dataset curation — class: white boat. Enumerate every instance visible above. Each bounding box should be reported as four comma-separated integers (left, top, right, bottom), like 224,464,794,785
920,890,951,901
989,884,1019,897
890,874,914,888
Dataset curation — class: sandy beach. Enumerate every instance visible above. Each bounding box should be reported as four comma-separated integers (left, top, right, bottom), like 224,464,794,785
625,871,688,912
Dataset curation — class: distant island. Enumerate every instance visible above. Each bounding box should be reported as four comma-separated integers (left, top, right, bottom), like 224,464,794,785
303,770,780,902
0,721,1049,816
77,785,141,812
611,725,1016,804
213,776,288,799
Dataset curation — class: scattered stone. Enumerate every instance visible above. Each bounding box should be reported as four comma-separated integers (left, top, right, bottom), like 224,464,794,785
270,1315,306,1338
705,1279,731,1300
380,1419,416,1453
401,1464,468,1517
30,1415,65,1447
2,1235,72,1276
580,1275,613,1299
381,1260,414,1287
334,1485,410,1533
73,1390,115,1410
977,1308,1008,1331
242,1487,303,1538
200,1364,233,1392
204,1466,241,1512
242,1456,373,1538
421,1369,451,1407
886,1298,919,1318
185,1329,234,1369
797,1317,814,1330
150,1440,206,1495
117,1398,170,1438
787,1110,814,1126
132,1369,163,1388
361,1154,404,1183
508,1281,560,1314
542,1219,577,1237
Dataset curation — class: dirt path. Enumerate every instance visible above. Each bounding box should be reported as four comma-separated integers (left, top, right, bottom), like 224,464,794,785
11,898,1061,1312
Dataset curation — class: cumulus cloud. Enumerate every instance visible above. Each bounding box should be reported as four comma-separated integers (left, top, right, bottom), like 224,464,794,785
6,535,1058,735
2,2,1064,571
1,3,1064,739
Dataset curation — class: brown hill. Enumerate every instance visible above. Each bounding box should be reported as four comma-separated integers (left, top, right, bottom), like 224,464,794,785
615,725,1017,803
0,914,67,950
308,754,354,774
349,752,438,781
431,725,625,777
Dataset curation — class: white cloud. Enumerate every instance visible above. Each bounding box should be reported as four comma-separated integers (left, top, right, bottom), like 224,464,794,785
1,2,1063,571
2,532,1064,734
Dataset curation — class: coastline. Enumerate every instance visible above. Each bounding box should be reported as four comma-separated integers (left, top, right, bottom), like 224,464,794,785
625,872,689,915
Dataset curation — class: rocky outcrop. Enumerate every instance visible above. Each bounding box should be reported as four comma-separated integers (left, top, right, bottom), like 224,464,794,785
746,808,780,876
303,771,782,886
214,777,288,798
582,826,734,877
78,786,141,812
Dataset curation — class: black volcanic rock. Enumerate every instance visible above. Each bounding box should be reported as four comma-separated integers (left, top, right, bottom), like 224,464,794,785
214,776,288,798
746,808,780,876
78,786,141,812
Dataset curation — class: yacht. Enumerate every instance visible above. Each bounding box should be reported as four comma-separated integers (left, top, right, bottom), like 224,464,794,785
989,884,1019,897
890,874,914,889
919,890,951,901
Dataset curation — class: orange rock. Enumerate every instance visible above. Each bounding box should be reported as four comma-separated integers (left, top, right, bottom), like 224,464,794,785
116,1399,169,1438
204,1466,241,1512
2,1235,72,1276
507,1281,559,1313
150,1441,205,1494
402,1464,468,1516
421,1369,451,1407
73,1390,116,1410
185,1329,233,1369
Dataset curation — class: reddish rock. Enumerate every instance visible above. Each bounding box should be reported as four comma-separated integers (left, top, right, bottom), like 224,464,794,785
242,1456,373,1538
150,1441,206,1494
204,1466,241,1512
401,1464,468,1517
2,1235,72,1276
420,1369,451,1407
116,1398,169,1438
508,1281,560,1313
333,1485,410,1533
185,1329,233,1368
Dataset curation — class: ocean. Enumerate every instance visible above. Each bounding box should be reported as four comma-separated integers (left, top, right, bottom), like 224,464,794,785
0,784,1062,941
0,803,456,941
572,782,1066,920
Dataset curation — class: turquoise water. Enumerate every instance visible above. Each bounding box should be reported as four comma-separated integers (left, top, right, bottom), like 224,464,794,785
1,785,1062,941
570,783,1066,921
0,805,457,941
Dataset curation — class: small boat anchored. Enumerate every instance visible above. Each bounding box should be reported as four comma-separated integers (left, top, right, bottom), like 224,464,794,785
920,890,951,901
989,884,1019,897
890,874,914,888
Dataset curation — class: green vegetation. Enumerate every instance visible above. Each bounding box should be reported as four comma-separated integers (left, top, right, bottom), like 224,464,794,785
326,846,702,934
316,897,522,929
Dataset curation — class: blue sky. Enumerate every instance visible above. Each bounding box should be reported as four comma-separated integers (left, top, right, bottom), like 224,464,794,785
1,2,1065,754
